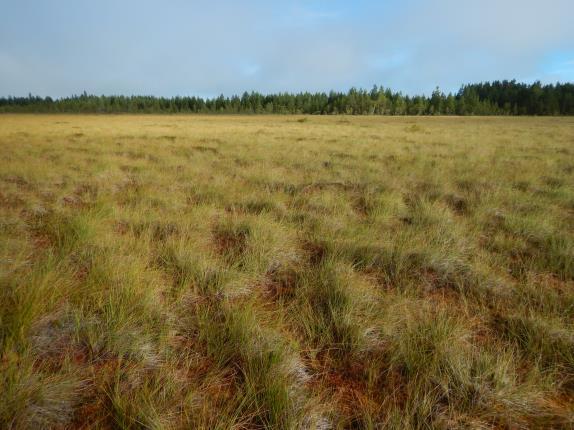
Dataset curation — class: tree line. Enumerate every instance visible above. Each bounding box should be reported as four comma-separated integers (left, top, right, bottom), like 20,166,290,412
1,80,573,115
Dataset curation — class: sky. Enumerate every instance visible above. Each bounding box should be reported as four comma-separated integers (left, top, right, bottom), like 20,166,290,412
1,0,573,98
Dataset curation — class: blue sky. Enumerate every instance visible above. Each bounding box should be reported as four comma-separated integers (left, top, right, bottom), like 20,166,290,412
1,0,573,97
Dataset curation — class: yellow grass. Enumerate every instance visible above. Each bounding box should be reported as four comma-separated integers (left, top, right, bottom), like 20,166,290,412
1,114,573,428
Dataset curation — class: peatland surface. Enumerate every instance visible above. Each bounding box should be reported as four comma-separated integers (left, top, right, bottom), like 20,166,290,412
1,114,573,429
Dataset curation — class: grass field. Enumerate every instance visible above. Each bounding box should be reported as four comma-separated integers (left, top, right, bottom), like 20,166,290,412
1,114,573,429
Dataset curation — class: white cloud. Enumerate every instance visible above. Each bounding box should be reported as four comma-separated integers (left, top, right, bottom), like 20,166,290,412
0,0,572,97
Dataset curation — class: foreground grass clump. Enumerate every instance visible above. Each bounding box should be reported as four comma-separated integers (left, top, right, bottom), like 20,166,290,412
1,114,573,428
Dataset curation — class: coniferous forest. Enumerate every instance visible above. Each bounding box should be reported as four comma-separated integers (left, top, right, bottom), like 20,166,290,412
1,80,573,115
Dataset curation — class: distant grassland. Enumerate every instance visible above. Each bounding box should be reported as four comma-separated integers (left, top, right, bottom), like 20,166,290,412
1,115,573,429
